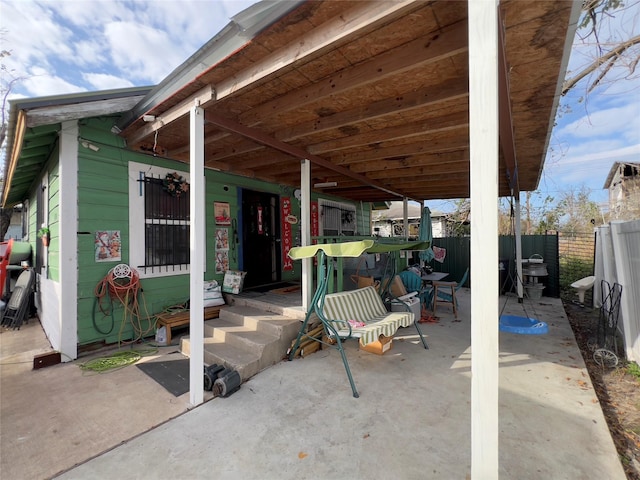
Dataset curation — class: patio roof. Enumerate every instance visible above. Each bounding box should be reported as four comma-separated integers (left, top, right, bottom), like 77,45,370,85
116,0,579,203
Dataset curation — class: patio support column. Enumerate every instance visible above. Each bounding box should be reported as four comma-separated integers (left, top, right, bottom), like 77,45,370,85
469,0,499,478
403,198,409,240
514,194,524,300
300,159,312,311
189,103,205,407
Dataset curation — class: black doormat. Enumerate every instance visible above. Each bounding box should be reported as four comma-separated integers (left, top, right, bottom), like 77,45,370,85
136,352,190,397
244,282,299,293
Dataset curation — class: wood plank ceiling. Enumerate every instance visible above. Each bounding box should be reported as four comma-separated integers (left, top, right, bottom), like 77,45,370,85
119,0,575,203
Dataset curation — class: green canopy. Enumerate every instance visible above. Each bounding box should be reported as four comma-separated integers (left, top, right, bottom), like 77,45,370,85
288,239,431,259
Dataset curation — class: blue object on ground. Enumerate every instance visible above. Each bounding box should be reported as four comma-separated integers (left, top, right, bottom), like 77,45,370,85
499,315,548,335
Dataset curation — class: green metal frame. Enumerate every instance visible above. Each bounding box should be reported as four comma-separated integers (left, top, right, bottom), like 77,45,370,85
287,240,430,398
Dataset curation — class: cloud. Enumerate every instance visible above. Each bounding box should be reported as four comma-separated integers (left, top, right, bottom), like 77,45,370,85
19,67,85,97
1,0,261,98
82,73,135,91
557,102,640,139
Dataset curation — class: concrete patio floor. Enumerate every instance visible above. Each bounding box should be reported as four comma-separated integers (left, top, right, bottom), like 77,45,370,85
1,290,625,479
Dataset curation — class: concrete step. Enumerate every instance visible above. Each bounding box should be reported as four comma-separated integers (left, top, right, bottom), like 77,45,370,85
226,295,307,321
181,336,262,381
180,304,303,383
219,305,301,338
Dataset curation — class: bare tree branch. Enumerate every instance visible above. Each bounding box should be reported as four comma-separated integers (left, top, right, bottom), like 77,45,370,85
562,34,640,95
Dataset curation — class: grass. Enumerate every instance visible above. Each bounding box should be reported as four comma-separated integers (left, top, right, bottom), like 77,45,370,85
626,361,640,381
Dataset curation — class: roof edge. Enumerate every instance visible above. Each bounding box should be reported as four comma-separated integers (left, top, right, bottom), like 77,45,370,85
535,0,583,191
116,0,306,132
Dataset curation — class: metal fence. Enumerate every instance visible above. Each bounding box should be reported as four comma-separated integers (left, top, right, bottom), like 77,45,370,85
427,233,561,298
556,231,596,305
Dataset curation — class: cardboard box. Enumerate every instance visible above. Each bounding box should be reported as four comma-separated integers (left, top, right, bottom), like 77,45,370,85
359,335,393,355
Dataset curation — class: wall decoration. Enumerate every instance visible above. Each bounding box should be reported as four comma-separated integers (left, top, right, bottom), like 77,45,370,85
281,197,293,271
95,230,121,262
215,227,230,273
311,201,319,265
215,228,229,250
215,250,229,274
163,172,189,197
214,202,231,225
257,205,264,234
310,201,319,237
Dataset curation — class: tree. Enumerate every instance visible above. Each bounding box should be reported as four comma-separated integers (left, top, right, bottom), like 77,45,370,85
562,0,640,97
539,186,602,235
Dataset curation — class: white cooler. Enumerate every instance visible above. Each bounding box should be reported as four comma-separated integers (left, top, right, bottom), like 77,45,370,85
390,293,421,322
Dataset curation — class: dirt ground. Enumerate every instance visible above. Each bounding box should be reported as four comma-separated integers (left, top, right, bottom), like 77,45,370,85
564,301,640,480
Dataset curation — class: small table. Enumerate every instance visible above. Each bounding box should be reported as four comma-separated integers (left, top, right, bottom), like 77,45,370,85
421,272,449,284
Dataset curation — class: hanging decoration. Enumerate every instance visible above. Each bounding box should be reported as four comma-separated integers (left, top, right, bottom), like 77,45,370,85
163,172,189,197
311,201,319,265
281,197,293,271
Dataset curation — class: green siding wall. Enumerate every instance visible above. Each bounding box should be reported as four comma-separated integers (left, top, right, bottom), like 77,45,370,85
73,117,372,346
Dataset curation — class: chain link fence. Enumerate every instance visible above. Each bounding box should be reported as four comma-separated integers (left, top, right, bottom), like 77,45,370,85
557,231,596,305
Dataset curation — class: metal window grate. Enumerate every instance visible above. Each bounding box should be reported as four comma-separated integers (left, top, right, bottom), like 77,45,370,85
143,176,190,271
319,200,356,236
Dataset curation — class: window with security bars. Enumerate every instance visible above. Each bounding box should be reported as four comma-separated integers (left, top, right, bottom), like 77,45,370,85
319,199,357,236
143,176,190,269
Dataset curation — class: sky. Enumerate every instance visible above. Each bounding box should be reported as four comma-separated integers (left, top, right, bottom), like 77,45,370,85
1,0,639,217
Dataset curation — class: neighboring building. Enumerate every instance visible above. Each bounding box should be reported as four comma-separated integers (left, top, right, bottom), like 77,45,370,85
604,162,640,220
371,202,447,239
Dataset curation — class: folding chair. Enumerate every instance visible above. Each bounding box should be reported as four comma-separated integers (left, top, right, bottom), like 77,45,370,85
1,268,35,330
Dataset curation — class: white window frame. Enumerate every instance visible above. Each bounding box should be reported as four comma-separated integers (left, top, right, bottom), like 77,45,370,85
129,161,190,279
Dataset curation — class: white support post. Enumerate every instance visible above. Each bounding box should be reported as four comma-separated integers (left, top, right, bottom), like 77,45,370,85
403,198,409,240
189,104,205,407
469,0,499,478
58,120,79,361
300,159,312,311
514,194,524,300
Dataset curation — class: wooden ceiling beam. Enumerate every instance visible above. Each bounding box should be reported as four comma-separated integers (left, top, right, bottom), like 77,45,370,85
124,85,214,146
204,111,414,200
240,20,468,126
309,113,469,154
183,81,469,163
215,1,423,102
327,138,469,164
276,79,469,142
349,151,469,172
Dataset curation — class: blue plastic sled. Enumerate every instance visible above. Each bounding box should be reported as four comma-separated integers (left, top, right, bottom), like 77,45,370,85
499,315,548,335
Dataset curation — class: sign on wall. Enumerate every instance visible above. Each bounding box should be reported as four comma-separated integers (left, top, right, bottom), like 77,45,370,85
281,197,293,271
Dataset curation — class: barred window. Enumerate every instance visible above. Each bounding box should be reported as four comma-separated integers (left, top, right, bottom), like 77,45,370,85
143,176,190,268
319,199,356,236
129,162,191,278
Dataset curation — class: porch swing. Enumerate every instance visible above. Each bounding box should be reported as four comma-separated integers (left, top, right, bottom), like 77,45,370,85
287,239,431,397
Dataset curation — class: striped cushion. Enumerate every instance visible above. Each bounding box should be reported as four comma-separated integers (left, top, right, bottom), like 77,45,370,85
322,286,414,345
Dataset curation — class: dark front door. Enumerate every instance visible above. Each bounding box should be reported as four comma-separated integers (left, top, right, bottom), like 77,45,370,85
241,189,281,288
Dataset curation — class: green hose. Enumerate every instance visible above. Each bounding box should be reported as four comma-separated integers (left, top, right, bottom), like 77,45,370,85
78,347,158,374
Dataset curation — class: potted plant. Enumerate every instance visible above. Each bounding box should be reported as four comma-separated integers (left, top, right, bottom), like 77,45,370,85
37,227,50,247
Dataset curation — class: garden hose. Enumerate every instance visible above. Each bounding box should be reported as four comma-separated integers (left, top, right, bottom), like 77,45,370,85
78,347,158,374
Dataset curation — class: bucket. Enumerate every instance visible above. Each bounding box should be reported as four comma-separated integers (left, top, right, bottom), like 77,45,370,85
524,284,545,301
